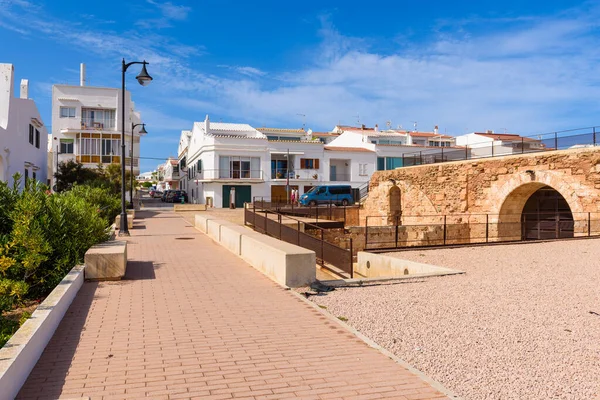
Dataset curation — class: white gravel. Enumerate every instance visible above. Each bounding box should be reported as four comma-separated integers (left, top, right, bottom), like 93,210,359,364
310,239,600,400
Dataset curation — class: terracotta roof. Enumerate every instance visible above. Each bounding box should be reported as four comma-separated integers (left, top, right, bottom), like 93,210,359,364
312,132,339,137
474,133,538,142
324,146,375,153
409,131,454,138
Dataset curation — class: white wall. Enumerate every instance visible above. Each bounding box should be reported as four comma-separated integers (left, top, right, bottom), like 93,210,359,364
0,64,48,188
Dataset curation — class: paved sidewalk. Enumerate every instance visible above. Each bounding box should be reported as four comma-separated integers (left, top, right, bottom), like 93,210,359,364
18,210,449,400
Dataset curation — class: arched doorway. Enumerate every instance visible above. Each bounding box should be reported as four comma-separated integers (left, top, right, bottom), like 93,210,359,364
521,186,574,240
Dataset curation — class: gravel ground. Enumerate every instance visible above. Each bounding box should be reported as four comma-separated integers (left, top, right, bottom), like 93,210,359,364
309,239,600,400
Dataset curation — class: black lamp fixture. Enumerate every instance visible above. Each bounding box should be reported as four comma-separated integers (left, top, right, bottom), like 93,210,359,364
119,58,152,236
130,122,148,210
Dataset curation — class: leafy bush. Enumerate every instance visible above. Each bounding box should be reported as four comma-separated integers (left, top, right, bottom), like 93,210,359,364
142,181,153,188
0,176,112,345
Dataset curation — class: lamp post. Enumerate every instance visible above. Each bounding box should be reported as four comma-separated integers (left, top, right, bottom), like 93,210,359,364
119,58,152,236
130,123,147,210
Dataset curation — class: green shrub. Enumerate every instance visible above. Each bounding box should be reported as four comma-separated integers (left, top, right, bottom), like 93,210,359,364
0,178,112,342
141,181,153,188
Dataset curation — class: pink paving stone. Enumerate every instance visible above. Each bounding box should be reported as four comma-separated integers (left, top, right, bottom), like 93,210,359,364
16,210,449,400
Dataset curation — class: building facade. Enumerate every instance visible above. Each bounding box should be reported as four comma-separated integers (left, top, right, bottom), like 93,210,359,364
0,64,48,189
49,64,144,188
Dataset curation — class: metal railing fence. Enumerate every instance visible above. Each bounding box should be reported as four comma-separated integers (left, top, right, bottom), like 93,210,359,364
244,204,353,278
364,212,600,250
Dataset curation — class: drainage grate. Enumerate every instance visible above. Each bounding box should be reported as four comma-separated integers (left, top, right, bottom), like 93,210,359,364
175,237,195,240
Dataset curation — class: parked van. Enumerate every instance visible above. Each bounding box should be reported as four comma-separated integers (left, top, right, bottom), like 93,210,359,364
299,185,354,206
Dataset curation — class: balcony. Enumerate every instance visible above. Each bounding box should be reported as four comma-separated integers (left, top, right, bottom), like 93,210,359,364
272,168,320,181
191,169,264,182
80,117,116,131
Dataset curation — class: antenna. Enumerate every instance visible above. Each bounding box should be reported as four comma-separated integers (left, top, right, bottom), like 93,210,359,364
386,121,391,129
412,121,417,132
296,113,306,130
354,114,360,125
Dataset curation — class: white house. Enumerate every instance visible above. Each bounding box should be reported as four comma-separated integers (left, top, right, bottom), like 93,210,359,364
0,64,48,189
49,63,144,188
455,131,545,158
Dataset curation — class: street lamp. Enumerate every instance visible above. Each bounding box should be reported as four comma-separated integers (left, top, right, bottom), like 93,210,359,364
119,58,152,236
130,123,147,209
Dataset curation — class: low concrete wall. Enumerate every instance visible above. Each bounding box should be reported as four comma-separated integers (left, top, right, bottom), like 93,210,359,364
174,204,207,212
194,214,215,234
356,252,460,278
114,215,133,230
196,215,316,287
0,265,85,399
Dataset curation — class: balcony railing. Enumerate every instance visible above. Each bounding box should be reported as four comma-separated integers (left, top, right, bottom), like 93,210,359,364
81,117,116,130
189,169,264,181
272,169,320,180
330,173,352,182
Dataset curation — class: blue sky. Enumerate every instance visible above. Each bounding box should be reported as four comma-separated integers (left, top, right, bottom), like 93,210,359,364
1,0,599,172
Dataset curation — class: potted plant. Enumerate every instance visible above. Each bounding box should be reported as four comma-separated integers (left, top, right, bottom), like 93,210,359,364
312,173,318,179
296,174,300,179
276,171,283,179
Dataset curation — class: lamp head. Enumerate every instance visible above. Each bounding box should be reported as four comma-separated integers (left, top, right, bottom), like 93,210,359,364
136,62,153,86
139,124,148,134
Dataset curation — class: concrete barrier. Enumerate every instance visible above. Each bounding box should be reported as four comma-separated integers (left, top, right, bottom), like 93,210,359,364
84,240,127,280
194,215,316,287
356,252,461,278
194,214,216,234
174,204,207,212
240,233,316,287
126,209,135,220
0,265,84,399
207,219,238,242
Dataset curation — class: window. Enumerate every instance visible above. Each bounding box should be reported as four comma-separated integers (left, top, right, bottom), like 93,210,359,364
101,138,120,162
377,157,385,171
32,171,36,181
35,129,40,148
300,158,319,169
79,138,100,155
29,125,34,145
219,156,260,179
359,164,368,176
24,168,29,181
60,107,76,118
60,139,74,154
386,157,403,170
197,159,202,172
82,108,116,129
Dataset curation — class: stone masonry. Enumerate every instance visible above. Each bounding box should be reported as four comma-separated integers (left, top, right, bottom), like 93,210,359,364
362,147,600,241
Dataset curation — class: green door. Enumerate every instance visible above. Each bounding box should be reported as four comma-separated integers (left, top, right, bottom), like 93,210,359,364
222,185,252,208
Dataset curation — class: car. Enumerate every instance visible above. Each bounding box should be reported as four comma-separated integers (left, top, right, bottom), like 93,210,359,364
161,190,173,202
149,189,156,197
299,185,354,206
150,189,163,198
167,190,188,203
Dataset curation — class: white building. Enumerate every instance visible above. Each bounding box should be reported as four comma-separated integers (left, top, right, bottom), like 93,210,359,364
0,64,48,189
49,64,144,188
175,117,463,207
455,131,544,158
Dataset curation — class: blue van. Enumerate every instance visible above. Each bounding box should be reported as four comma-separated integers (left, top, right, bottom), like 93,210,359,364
299,185,354,206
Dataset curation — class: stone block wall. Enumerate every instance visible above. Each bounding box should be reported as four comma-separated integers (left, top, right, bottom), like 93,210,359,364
362,147,600,241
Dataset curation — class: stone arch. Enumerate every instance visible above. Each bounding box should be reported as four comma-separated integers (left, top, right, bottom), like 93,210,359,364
495,171,585,240
388,185,401,225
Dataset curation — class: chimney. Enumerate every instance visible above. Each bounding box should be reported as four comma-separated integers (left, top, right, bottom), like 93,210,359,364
486,129,493,134
434,125,438,135
0,64,15,130
20,79,28,99
361,124,366,130
80,63,86,86
374,124,379,132
204,114,210,133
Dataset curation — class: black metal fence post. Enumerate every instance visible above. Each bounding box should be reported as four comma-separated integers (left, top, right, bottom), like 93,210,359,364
465,145,468,160
297,221,300,245
554,132,558,150
441,147,444,162
320,230,325,267
594,127,597,146
279,214,282,239
588,212,591,236
485,214,489,243
395,215,399,248
443,215,447,245
253,202,256,228
419,151,423,165
264,210,268,233
365,216,369,249
521,138,524,154
349,238,354,278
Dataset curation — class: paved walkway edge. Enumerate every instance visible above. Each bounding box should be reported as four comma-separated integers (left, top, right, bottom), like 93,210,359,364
290,290,464,400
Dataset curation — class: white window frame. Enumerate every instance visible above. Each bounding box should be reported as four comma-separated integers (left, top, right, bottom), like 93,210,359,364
60,107,76,118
